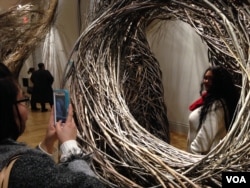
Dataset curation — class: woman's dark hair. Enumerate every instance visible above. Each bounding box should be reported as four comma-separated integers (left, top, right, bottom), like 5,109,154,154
0,62,12,78
199,66,239,131
27,67,35,74
0,63,20,141
38,63,44,69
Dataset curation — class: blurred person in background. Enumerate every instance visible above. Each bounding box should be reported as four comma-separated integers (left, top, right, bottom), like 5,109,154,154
27,67,39,111
31,63,54,112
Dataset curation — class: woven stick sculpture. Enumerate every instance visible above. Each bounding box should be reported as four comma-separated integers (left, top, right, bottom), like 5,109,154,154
63,0,249,187
1,0,249,187
0,0,58,78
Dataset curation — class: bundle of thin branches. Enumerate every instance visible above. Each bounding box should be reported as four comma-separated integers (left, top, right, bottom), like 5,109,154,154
64,0,249,187
0,0,58,78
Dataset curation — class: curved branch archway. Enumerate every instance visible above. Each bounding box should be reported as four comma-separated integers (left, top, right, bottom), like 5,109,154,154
65,1,249,187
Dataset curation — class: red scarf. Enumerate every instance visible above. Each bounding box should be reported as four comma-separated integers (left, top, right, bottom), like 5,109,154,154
189,92,207,111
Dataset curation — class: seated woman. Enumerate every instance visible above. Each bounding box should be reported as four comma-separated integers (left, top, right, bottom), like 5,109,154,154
0,63,105,187
187,66,239,155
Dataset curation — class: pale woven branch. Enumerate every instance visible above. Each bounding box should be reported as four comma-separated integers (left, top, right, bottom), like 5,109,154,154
1,0,249,187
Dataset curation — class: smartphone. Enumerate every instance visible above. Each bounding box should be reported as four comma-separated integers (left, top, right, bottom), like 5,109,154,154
53,89,70,124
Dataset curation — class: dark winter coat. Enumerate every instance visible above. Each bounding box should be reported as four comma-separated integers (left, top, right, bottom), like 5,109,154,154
30,69,54,104
0,139,105,188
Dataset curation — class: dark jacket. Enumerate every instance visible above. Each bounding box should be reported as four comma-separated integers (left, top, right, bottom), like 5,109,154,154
0,139,105,188
30,69,54,104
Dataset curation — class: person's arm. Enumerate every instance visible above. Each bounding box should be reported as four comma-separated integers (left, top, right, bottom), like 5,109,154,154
39,104,79,156
38,106,58,155
33,104,104,185
190,102,225,154
9,150,105,188
39,104,98,174
46,70,54,85
30,73,34,83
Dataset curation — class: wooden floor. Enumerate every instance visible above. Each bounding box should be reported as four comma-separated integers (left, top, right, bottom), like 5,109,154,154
18,105,187,151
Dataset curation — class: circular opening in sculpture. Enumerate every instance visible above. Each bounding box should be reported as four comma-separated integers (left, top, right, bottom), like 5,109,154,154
2,0,248,187
64,1,248,187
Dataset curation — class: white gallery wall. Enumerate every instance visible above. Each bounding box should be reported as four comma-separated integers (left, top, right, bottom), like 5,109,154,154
40,0,87,89
18,0,90,89
147,20,209,134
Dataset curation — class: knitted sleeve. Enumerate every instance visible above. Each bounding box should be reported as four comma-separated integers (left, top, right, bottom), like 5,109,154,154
8,151,105,188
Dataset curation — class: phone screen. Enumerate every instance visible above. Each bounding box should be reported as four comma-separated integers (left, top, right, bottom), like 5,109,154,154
53,89,69,123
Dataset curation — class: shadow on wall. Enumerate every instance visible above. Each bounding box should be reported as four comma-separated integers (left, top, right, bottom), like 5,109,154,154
146,20,209,135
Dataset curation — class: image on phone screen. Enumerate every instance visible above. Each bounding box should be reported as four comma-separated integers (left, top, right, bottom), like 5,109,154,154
53,89,69,123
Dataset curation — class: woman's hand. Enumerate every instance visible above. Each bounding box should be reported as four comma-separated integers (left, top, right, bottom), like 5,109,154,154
55,104,77,144
40,106,58,154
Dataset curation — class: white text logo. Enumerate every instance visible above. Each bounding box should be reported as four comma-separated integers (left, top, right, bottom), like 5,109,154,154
226,176,246,184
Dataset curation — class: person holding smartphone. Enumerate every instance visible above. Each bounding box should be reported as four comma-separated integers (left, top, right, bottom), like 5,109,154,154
0,63,105,187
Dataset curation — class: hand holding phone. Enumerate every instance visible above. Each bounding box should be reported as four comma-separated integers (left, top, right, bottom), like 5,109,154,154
53,89,70,124
54,104,78,143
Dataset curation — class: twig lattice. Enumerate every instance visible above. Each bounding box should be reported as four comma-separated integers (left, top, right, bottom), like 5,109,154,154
1,0,249,187
64,1,250,187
